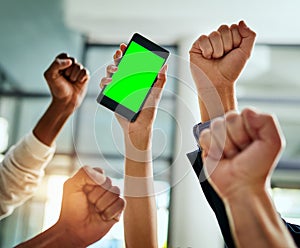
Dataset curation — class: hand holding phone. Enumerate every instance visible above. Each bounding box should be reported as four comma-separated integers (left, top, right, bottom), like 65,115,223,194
97,33,169,122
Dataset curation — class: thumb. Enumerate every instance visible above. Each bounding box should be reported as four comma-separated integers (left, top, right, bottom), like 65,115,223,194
50,58,72,74
238,20,256,58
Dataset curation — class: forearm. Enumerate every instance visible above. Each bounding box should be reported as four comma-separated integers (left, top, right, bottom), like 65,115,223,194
33,99,74,146
123,138,158,248
198,85,237,122
15,222,84,248
0,133,54,220
225,188,296,248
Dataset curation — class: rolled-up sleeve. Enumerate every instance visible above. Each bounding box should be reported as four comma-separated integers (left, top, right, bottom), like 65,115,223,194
0,132,55,220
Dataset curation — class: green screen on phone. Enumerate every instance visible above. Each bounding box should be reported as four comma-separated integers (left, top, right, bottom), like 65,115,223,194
102,41,165,113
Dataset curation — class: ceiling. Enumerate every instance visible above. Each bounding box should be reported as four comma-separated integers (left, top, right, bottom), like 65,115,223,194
64,0,300,44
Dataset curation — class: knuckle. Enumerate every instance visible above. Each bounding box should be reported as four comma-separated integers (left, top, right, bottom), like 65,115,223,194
56,53,68,58
81,68,89,76
218,25,229,32
208,142,222,160
72,64,80,72
96,200,105,212
75,64,80,69
101,210,111,221
199,129,210,148
199,35,208,42
225,111,239,123
103,177,112,190
118,198,126,209
209,31,221,38
69,57,76,64
230,24,239,30
108,65,116,74
235,134,249,147
211,118,225,131
100,77,106,84
110,186,120,195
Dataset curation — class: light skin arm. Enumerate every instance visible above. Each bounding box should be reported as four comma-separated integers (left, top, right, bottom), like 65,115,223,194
189,21,256,122
15,166,125,248
33,54,89,146
200,108,296,248
100,45,167,248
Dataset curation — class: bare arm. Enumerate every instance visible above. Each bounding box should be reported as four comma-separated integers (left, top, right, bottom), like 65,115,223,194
227,187,295,248
123,142,157,247
189,21,256,122
34,53,89,146
200,109,296,248
100,45,168,247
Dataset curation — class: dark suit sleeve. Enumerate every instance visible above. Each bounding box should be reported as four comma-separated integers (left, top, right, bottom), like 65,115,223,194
187,150,236,248
188,149,300,248
282,219,300,246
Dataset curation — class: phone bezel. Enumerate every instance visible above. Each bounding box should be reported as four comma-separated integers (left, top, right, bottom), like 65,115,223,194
97,33,169,122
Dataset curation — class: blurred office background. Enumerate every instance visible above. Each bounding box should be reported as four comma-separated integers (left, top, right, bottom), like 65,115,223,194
0,0,300,247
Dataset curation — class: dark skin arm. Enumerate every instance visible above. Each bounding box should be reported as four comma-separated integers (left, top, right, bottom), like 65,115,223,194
189,21,256,122
33,53,89,146
100,44,168,248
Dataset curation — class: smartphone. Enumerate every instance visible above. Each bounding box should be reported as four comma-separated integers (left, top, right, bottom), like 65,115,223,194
97,33,169,122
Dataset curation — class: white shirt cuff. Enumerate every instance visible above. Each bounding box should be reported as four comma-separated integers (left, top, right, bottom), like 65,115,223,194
24,131,56,159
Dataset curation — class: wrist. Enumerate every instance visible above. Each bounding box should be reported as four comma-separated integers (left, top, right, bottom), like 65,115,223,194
124,129,152,151
53,222,85,248
225,183,267,205
50,98,77,115
198,85,237,122
15,221,85,248
124,136,152,163
32,99,75,146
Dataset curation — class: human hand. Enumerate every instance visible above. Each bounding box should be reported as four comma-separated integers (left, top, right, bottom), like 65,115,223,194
100,44,168,151
190,20,256,92
44,53,89,111
199,108,285,200
56,166,125,247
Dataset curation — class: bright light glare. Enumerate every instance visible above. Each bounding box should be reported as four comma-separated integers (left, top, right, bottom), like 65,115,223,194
0,117,9,153
42,175,68,231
